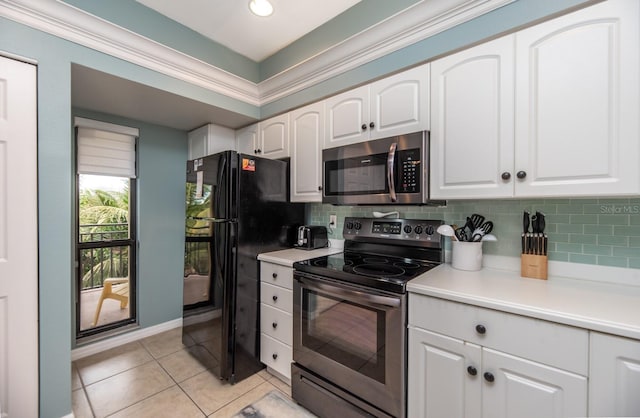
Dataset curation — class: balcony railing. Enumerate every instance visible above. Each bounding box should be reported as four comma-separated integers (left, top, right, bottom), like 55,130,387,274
79,223,129,290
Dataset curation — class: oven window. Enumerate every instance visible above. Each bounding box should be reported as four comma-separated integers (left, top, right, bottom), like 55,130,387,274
325,153,388,196
302,289,385,383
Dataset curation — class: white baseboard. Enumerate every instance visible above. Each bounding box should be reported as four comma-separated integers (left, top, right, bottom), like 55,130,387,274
71,318,182,361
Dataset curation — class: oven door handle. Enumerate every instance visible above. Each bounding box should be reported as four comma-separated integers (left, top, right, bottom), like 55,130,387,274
297,276,401,308
386,142,398,203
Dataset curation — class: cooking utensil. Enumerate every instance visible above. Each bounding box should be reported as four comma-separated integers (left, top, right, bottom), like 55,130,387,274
455,227,468,242
470,214,485,230
471,229,484,242
481,233,497,242
479,221,493,234
372,211,400,219
436,224,457,241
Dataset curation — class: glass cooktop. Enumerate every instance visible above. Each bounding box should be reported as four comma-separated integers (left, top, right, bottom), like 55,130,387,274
293,250,440,294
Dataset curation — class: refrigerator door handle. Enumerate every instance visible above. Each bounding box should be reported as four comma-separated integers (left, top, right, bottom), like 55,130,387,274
186,216,232,223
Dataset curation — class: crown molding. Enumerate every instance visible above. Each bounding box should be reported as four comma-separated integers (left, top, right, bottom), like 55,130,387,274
0,0,514,108
258,0,515,104
0,0,261,105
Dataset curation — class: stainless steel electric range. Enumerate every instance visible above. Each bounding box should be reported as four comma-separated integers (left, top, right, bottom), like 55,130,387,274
291,217,444,418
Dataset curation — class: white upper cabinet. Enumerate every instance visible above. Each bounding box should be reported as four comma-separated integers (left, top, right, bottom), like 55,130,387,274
324,85,370,148
236,114,290,160
430,35,515,199
370,64,430,139
431,0,639,199
324,64,429,149
290,102,324,202
236,123,259,156
259,113,290,159
188,123,236,160
514,0,639,197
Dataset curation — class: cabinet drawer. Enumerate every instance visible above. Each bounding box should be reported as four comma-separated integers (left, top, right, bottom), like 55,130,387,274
260,262,293,289
261,333,292,379
409,294,588,375
260,282,293,313
260,303,293,345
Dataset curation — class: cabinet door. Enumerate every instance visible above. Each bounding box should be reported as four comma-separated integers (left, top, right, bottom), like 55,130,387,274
370,64,429,140
589,332,640,417
236,123,258,155
187,124,209,160
260,113,290,159
514,0,639,197
430,35,515,199
482,348,587,418
324,85,370,148
408,327,481,418
290,102,324,202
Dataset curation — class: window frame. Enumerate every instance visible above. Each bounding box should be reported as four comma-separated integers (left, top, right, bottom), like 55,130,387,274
74,124,138,339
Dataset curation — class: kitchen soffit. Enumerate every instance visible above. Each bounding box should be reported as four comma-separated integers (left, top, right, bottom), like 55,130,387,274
0,0,516,108
1,0,519,130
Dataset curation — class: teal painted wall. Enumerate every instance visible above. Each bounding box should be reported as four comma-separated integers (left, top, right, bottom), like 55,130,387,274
0,15,250,418
309,198,640,269
73,109,187,333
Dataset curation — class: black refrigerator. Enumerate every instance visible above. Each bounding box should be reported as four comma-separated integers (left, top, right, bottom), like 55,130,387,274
182,151,304,383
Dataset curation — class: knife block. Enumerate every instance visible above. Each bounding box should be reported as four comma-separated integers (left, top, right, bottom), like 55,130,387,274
521,254,548,280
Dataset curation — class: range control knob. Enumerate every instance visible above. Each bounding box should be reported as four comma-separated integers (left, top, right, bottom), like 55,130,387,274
426,225,435,235
404,225,413,234
414,226,423,235
345,221,353,230
354,221,362,230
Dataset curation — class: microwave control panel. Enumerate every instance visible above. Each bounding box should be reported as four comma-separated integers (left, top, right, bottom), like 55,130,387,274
398,149,421,193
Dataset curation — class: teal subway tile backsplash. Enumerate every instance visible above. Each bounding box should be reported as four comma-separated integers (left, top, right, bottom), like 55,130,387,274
309,197,640,269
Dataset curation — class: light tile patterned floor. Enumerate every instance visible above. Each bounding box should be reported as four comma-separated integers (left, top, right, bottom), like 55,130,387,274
72,327,294,417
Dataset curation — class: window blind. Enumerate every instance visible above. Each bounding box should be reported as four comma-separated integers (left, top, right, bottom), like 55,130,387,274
75,118,138,178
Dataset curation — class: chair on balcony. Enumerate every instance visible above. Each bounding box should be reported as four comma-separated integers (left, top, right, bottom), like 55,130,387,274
92,277,129,327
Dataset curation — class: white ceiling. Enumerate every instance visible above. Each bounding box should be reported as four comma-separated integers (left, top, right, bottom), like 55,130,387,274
135,0,361,61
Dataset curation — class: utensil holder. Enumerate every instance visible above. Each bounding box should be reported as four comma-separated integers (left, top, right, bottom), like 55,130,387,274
521,254,548,280
452,241,483,271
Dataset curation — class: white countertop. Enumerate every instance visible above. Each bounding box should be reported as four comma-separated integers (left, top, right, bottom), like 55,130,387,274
407,264,640,340
257,245,343,267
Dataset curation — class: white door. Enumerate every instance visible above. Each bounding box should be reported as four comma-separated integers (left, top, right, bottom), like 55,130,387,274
370,64,429,140
482,348,587,418
324,85,370,148
408,327,481,418
290,102,324,202
259,113,289,159
0,55,39,417
430,35,515,199
514,0,639,197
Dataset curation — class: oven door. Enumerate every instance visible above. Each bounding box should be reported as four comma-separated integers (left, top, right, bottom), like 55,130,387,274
293,271,406,418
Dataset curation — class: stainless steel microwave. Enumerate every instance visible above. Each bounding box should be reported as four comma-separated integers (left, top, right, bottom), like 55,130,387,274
322,131,442,205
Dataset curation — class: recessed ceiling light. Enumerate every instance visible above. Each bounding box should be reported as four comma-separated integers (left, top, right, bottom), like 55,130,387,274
249,0,274,17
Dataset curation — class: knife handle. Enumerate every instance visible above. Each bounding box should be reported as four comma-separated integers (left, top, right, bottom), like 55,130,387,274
523,211,530,234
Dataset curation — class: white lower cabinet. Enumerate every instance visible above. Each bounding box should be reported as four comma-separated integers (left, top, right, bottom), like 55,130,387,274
408,295,588,417
408,328,481,418
589,332,640,417
259,261,293,380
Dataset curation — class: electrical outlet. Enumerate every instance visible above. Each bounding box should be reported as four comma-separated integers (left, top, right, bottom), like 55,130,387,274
329,214,337,229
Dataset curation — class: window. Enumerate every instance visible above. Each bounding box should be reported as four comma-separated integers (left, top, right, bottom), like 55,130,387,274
74,118,138,337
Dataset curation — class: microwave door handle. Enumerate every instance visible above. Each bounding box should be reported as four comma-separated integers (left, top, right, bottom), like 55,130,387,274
387,142,398,202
